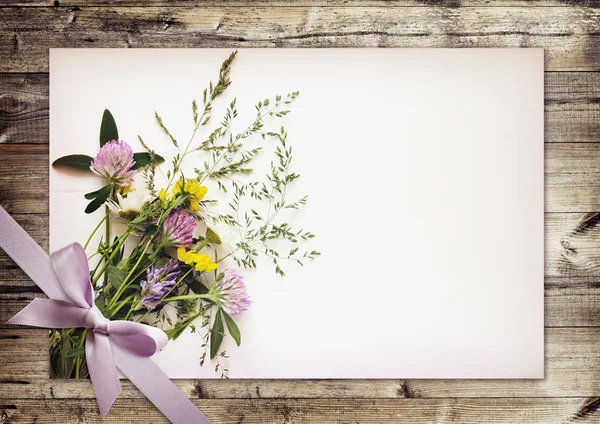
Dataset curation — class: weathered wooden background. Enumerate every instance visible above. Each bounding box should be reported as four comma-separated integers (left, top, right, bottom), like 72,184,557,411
1,1,600,423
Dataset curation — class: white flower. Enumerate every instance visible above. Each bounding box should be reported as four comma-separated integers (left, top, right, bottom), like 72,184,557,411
106,191,151,220
208,222,238,253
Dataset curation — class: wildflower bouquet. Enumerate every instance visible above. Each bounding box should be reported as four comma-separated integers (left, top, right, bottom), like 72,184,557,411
49,51,318,379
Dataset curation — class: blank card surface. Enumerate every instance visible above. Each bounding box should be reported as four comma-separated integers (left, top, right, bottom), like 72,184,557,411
50,48,544,378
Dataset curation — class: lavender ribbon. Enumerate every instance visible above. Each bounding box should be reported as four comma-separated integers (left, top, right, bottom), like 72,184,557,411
0,206,211,423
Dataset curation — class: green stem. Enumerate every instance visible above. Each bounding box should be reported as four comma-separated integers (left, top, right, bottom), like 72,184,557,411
103,205,110,287
163,293,214,303
110,294,135,317
194,238,210,252
107,235,157,310
84,213,108,251
74,329,87,379
124,305,137,321
49,329,58,347
90,231,130,286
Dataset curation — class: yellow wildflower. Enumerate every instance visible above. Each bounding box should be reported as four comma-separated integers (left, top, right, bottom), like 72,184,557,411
118,184,134,195
193,254,218,272
176,248,218,273
157,188,173,203
173,178,208,211
177,247,195,265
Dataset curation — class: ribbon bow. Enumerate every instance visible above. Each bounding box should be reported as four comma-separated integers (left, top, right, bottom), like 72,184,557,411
1,207,210,423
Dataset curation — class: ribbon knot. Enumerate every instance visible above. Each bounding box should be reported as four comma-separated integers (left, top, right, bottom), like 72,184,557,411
1,206,211,423
84,307,110,334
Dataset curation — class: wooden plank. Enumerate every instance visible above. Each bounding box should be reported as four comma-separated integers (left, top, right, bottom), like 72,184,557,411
4,397,600,423
5,143,600,213
1,328,600,399
546,72,600,143
0,145,47,214
546,214,600,327
547,144,600,212
548,212,600,277
0,7,599,72
0,74,48,144
0,72,598,145
1,398,600,423
545,143,600,212
6,1,600,7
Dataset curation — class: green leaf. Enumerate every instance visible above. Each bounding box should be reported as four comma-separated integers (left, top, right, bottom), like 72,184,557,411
94,291,106,311
164,325,187,341
85,185,112,214
59,329,75,377
188,278,209,295
64,346,86,358
180,265,209,295
210,308,225,359
132,152,166,170
84,184,112,200
100,109,119,147
144,224,159,236
52,154,94,171
222,310,241,347
106,265,126,289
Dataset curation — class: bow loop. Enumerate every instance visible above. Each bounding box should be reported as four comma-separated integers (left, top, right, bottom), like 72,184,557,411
108,320,168,357
51,243,93,309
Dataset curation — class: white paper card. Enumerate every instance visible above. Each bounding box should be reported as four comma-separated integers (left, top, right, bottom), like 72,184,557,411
50,48,544,379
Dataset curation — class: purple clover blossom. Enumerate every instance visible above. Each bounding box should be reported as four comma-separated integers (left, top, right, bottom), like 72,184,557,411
212,269,252,315
140,259,180,311
162,209,196,247
90,140,136,188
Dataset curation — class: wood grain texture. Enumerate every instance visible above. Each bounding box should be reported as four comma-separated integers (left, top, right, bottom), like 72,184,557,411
546,72,600,143
5,0,600,7
2,328,600,400
0,7,600,72
0,74,48,144
3,397,599,424
0,72,598,144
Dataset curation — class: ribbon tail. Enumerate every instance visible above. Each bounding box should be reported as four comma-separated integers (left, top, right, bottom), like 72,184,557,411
0,206,70,302
111,340,212,424
6,298,87,328
87,331,122,419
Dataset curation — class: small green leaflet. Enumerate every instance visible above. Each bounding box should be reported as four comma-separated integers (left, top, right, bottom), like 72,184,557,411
100,109,119,147
106,265,126,289
60,329,74,377
164,325,187,341
132,152,166,170
84,184,111,200
84,184,111,214
94,291,106,311
210,308,225,359
222,310,241,346
52,154,94,172
144,224,159,236
64,347,86,358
